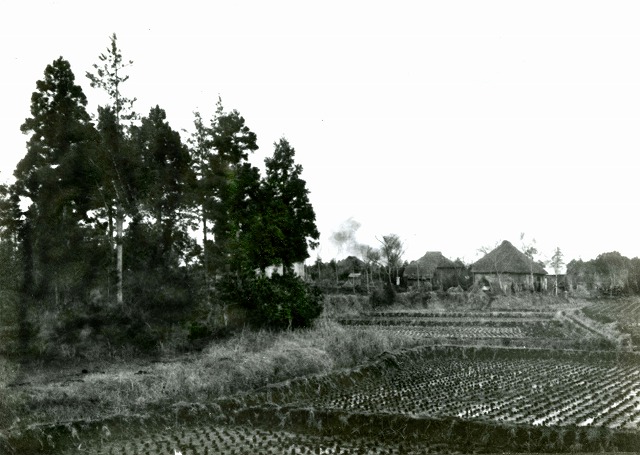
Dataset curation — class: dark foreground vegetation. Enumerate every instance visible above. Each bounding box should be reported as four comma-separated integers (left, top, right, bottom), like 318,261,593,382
0,34,325,364
5,340,640,454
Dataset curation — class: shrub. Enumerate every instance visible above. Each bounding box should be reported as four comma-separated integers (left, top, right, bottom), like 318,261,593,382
370,282,396,307
220,272,324,330
406,286,431,306
124,266,197,322
187,321,211,341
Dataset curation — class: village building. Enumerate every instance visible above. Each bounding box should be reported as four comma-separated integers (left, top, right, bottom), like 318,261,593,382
471,240,547,292
347,272,362,286
404,251,466,289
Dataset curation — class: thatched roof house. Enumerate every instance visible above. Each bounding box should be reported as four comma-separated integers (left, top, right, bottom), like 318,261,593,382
405,252,458,280
405,252,465,288
471,240,547,291
336,256,365,280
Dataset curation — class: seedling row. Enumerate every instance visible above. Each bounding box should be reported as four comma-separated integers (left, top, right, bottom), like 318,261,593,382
352,325,527,339
82,423,456,455
339,310,595,342
292,354,640,430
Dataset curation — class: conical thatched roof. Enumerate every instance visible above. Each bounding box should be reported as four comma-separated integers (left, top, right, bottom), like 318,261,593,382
337,255,365,270
471,240,547,275
404,251,461,280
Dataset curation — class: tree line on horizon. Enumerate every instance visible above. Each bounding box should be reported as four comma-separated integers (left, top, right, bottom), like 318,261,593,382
566,252,640,296
0,34,322,357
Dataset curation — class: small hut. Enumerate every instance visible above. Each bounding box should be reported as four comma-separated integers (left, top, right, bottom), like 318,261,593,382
347,272,362,286
404,251,465,289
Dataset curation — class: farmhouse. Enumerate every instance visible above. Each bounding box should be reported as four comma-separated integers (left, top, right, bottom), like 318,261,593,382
471,240,547,292
404,251,465,289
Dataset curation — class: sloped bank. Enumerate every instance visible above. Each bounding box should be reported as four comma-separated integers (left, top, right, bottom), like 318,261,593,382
6,403,639,454
5,345,640,454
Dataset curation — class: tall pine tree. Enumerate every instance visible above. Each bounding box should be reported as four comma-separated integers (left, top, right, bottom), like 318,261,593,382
262,138,319,271
16,57,100,304
122,106,197,319
86,33,138,305
133,105,193,262
189,99,258,276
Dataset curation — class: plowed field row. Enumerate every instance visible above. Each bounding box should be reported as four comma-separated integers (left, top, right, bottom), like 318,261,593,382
87,424,456,455
288,353,640,430
339,310,594,343
366,310,555,318
351,325,527,339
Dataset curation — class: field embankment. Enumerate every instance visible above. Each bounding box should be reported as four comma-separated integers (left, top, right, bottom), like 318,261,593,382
8,345,640,454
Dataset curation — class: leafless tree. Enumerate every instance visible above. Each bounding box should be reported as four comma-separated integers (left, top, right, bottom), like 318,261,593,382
377,234,404,285
550,247,564,296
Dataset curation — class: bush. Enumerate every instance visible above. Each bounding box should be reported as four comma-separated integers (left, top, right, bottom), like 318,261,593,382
187,321,211,341
220,272,324,330
370,282,396,307
124,266,197,323
406,286,431,306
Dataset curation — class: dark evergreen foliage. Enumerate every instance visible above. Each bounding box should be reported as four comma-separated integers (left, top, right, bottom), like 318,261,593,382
262,138,320,269
219,272,323,329
370,282,397,307
132,106,195,259
15,57,101,303
1,38,324,358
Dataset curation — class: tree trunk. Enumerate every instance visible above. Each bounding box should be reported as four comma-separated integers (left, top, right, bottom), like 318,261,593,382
116,206,123,306
19,220,34,357
366,268,370,293
202,207,210,306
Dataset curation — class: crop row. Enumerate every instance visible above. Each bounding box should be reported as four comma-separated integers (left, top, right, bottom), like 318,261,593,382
75,423,455,455
583,300,640,322
340,317,555,326
285,354,640,431
339,314,594,342
351,325,528,339
365,310,555,318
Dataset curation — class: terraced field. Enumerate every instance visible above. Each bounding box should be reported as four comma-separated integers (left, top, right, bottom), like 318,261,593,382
338,309,599,348
54,346,640,455
9,305,640,454
294,351,640,430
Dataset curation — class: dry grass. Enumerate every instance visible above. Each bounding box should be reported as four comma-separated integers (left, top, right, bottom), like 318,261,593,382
0,319,421,432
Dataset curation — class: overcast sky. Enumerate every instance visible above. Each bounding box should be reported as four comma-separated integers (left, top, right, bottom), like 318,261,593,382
2,1,640,266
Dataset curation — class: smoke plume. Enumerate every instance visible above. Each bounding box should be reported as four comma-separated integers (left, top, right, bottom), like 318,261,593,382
330,218,362,256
